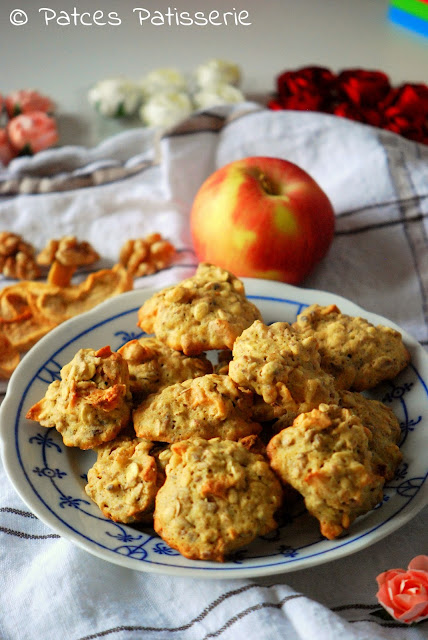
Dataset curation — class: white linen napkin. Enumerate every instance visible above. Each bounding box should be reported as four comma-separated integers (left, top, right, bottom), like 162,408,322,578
0,103,427,640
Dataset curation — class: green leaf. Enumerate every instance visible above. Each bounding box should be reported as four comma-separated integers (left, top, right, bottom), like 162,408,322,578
115,102,126,118
17,144,33,157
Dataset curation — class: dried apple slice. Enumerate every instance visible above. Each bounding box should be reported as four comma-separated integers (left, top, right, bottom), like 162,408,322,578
0,333,20,378
30,264,133,324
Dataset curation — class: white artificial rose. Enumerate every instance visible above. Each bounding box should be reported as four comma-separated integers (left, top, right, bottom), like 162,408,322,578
88,78,142,118
140,68,188,97
193,83,245,109
194,59,242,89
140,91,194,128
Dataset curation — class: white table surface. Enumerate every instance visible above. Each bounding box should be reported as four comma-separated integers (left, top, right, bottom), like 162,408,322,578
1,0,428,147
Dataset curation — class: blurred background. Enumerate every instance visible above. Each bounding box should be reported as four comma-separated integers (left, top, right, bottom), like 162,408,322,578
1,0,428,146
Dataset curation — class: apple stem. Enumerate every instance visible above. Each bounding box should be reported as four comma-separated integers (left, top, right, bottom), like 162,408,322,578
259,171,277,196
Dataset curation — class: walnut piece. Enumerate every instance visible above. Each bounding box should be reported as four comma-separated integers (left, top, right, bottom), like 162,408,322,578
0,232,40,280
37,235,100,267
37,235,100,287
120,233,175,278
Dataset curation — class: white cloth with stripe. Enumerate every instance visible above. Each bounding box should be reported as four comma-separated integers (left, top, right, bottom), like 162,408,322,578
0,103,427,640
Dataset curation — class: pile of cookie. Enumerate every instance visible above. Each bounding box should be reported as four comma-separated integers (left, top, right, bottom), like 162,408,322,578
26,263,410,562
0,231,175,379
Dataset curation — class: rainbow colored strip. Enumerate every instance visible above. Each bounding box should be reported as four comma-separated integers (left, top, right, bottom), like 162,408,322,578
389,0,428,37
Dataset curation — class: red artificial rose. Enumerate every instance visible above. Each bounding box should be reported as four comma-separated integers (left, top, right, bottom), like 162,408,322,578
267,98,284,111
383,115,426,143
268,65,428,145
336,69,391,108
331,101,366,122
277,91,325,112
380,83,428,143
331,102,383,127
277,65,336,97
376,556,428,624
382,83,428,120
276,66,336,112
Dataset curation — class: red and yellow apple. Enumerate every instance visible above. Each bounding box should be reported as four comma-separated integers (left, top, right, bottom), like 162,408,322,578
190,156,335,284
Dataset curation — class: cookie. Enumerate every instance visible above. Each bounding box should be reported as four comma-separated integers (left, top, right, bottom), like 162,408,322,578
118,336,212,399
338,390,402,480
137,263,262,355
153,437,283,561
85,435,159,523
133,373,261,443
26,345,132,449
266,404,385,540
293,304,410,390
228,319,339,422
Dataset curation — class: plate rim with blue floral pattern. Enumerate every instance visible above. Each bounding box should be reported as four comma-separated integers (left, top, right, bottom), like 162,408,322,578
1,279,427,579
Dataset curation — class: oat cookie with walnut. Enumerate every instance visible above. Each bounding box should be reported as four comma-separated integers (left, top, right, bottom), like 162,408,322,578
338,390,402,481
137,263,262,355
118,336,212,399
292,304,410,390
133,373,261,443
85,434,160,523
26,346,132,449
154,437,283,562
229,319,338,423
267,404,385,540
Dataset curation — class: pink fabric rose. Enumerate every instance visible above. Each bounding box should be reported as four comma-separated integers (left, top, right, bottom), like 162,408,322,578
5,89,55,118
0,129,17,166
7,111,58,154
376,555,428,624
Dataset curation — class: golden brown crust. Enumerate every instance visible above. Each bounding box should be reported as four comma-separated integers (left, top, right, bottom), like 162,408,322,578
118,336,212,398
153,438,283,561
133,373,261,443
137,263,262,355
26,346,132,449
229,319,339,421
292,304,410,390
267,404,385,539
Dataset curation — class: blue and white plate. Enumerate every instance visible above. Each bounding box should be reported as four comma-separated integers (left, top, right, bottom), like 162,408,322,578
1,279,427,579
